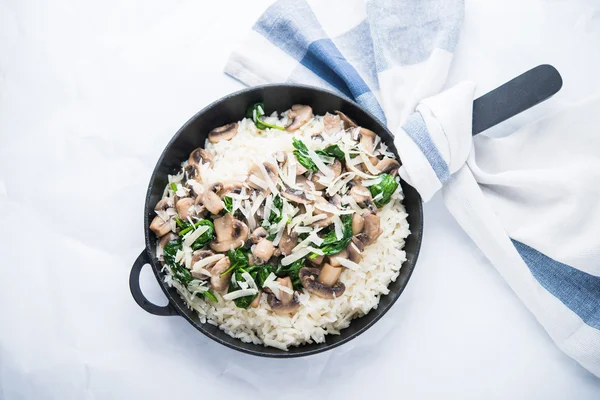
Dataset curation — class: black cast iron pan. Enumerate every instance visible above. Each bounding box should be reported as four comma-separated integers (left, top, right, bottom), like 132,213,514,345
129,65,562,357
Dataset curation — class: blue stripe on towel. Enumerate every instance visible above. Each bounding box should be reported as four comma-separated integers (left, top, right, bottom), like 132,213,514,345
300,39,386,123
402,112,450,183
512,240,600,330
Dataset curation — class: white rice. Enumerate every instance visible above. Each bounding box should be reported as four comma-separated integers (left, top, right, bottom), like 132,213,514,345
163,116,410,349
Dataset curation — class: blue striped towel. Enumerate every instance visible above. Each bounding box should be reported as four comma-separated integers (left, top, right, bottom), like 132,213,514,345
225,0,600,377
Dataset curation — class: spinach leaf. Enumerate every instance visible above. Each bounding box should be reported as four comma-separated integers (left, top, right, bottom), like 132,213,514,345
163,239,216,302
368,173,399,208
292,138,317,172
223,196,233,213
221,248,249,277
228,263,275,309
316,144,345,161
293,139,345,171
163,239,193,286
246,102,285,131
275,258,306,291
312,214,353,257
178,219,214,239
262,195,283,230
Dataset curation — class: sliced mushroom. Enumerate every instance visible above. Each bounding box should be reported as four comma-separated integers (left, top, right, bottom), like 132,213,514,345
281,183,311,204
209,182,223,194
335,111,358,129
208,122,238,143
296,163,308,175
189,148,213,167
150,215,172,237
350,183,376,211
309,254,325,266
310,159,342,190
185,179,204,199
376,158,400,176
324,112,343,134
210,213,249,252
201,190,224,215
299,267,345,299
318,263,343,286
278,229,298,256
249,227,268,244
312,196,335,228
328,249,347,268
184,164,201,182
250,291,262,308
176,197,195,220
159,232,178,250
253,238,275,263
286,105,313,132
268,277,300,314
248,162,277,192
221,180,244,195
210,257,232,292
155,198,174,212
346,240,362,263
351,213,365,235
361,213,381,245
275,151,287,165
190,250,223,279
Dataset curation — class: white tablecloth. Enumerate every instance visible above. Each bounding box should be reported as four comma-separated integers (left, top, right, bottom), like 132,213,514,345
1,0,599,398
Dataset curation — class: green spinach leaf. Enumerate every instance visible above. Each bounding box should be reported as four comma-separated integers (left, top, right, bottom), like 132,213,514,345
246,102,285,131
368,173,399,208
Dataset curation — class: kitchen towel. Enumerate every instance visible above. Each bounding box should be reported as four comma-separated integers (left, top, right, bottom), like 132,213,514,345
224,0,600,377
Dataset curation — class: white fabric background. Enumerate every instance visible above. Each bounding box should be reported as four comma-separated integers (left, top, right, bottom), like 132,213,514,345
1,0,599,398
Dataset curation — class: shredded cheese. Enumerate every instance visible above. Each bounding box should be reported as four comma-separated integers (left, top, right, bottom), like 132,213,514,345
257,162,279,194
182,225,210,247
306,147,334,179
249,174,268,189
337,257,361,271
191,254,224,271
332,215,344,240
223,289,258,301
281,247,313,266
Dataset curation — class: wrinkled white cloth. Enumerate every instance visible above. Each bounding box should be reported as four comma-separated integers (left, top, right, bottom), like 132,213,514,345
396,88,600,377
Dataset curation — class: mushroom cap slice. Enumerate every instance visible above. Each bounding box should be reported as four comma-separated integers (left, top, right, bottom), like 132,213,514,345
250,291,262,308
281,183,311,204
150,215,172,237
268,277,300,314
208,122,238,143
248,162,277,192
253,238,275,263
309,254,325,266
285,104,313,132
375,158,400,176
159,232,178,249
189,148,213,167
361,213,381,246
351,213,365,235
176,197,195,220
210,257,232,292
155,198,174,212
201,190,224,215
346,240,363,263
328,249,348,268
249,227,268,244
190,250,222,279
210,213,249,252
278,229,298,256
299,267,345,299
350,183,376,211
268,294,301,314
184,164,202,182
318,263,343,286
335,111,358,129
323,112,343,134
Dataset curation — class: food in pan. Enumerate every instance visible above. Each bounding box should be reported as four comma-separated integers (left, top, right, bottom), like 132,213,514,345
150,103,409,349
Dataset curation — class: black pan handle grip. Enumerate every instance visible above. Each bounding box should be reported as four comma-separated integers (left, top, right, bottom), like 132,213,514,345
130,250,178,316
472,64,563,135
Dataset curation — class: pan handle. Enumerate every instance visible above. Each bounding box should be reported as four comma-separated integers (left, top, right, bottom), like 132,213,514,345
472,64,563,135
129,250,178,316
